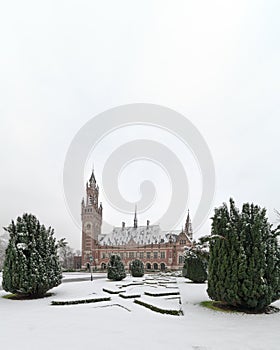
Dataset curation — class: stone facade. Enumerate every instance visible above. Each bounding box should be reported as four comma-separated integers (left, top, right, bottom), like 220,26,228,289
81,171,193,271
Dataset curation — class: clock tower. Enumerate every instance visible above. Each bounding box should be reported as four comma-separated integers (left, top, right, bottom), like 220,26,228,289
81,170,103,268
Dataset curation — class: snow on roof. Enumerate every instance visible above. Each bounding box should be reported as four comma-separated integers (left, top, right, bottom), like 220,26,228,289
98,225,180,246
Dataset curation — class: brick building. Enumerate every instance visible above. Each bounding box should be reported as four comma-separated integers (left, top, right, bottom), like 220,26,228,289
81,171,193,271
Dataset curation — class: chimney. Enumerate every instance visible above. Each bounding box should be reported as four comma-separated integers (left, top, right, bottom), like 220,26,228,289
147,220,150,229
122,222,125,230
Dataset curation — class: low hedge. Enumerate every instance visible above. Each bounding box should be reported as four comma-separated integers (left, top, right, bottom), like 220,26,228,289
51,297,110,306
144,291,180,297
134,299,183,316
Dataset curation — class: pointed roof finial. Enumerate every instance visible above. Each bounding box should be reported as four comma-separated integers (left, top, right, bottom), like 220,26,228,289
134,204,138,229
89,165,96,183
185,209,193,239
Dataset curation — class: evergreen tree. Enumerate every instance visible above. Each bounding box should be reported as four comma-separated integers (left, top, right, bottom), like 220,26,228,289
130,259,144,277
183,246,208,283
2,214,62,298
107,254,126,281
208,199,280,311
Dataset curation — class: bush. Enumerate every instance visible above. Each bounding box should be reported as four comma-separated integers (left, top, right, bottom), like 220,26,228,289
207,199,280,311
183,249,207,283
130,259,144,277
107,254,126,281
2,213,62,298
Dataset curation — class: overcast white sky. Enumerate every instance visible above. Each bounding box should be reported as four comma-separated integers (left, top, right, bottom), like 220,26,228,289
0,0,279,250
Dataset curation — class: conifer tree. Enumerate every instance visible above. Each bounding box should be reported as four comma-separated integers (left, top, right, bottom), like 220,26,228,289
107,254,126,281
183,236,209,283
208,199,280,311
130,259,144,277
183,248,208,283
2,214,62,298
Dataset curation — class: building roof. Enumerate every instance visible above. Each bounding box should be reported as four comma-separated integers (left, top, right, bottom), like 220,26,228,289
98,224,184,246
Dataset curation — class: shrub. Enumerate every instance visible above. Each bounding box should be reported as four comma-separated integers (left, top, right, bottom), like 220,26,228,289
207,199,280,311
2,213,62,298
183,249,207,283
130,259,144,277
107,254,126,281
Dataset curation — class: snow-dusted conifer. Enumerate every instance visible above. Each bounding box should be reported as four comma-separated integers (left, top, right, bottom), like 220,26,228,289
2,214,62,298
207,199,280,311
131,259,144,277
107,254,126,281
183,246,208,283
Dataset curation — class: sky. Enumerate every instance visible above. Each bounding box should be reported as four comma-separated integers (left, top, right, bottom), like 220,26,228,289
0,0,279,250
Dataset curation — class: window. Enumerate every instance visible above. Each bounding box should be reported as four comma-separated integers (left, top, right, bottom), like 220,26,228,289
153,252,158,259
140,252,144,259
146,252,151,259
160,251,165,259
129,252,134,259
179,255,184,264
120,253,124,259
102,253,106,259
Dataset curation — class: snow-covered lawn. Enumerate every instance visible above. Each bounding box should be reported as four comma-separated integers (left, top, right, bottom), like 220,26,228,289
1,274,279,350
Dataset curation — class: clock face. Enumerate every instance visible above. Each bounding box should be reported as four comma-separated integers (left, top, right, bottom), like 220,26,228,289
85,222,92,231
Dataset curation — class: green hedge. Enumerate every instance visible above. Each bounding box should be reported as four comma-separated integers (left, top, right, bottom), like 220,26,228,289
134,299,183,316
51,297,110,305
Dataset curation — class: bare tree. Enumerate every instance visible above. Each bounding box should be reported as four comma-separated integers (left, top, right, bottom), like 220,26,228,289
274,209,280,223
57,238,75,270
0,233,9,270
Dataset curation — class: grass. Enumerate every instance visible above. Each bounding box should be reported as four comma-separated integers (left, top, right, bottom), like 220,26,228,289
2,292,53,300
200,300,236,313
200,300,280,314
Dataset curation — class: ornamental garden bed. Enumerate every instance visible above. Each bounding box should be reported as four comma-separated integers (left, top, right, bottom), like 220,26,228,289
134,296,183,316
144,290,180,297
51,296,111,306
119,292,141,299
103,287,126,294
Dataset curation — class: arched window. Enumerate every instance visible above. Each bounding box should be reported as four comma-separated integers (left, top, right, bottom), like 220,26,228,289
179,255,184,264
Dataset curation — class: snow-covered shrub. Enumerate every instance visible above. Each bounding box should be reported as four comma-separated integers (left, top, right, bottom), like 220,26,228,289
2,213,62,298
107,254,126,281
183,248,208,283
208,199,280,311
130,259,144,277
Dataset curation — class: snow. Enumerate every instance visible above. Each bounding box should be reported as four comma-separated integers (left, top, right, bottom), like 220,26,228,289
0,274,279,350
139,294,182,312
16,243,28,250
99,225,182,246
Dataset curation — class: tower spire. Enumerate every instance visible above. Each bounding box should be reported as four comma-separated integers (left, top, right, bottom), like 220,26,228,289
134,205,138,229
89,165,96,185
185,209,193,240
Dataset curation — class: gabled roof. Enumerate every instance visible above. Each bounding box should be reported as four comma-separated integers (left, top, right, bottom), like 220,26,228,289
98,225,184,246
